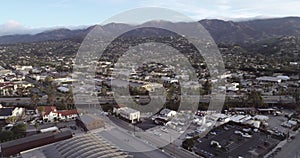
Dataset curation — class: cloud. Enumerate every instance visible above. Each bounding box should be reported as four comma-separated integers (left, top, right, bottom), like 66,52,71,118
0,20,89,36
137,0,300,21
0,20,43,36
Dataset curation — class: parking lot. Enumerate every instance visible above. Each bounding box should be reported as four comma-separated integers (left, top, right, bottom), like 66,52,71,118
193,123,281,158
268,115,289,134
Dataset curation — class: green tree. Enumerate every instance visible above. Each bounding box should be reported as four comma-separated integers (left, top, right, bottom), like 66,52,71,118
182,138,195,151
11,123,27,134
44,76,53,86
31,93,40,109
5,116,17,124
46,85,56,105
65,89,74,106
38,106,46,116
247,90,263,107
101,85,107,96
0,131,13,142
34,123,39,132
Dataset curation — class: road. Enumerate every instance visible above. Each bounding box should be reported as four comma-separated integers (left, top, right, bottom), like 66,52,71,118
275,132,300,158
108,115,199,158
0,94,295,105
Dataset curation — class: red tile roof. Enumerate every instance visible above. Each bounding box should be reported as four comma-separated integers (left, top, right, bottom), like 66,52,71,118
36,106,78,117
58,109,78,116
37,106,56,116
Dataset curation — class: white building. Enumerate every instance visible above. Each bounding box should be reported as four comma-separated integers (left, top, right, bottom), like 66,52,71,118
113,107,140,123
160,108,177,118
0,105,25,120
142,83,163,92
256,76,283,83
57,86,69,93
37,106,78,122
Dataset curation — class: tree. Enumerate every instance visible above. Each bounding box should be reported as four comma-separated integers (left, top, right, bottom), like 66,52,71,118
31,94,40,109
11,123,27,134
0,131,13,142
293,89,300,103
65,89,74,107
5,116,17,124
44,76,53,86
34,123,39,132
101,85,107,96
182,138,195,151
38,106,45,117
46,85,56,105
247,90,263,107
203,80,212,95
17,88,24,97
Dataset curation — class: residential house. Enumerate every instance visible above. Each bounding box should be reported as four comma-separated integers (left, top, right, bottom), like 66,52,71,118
37,106,78,122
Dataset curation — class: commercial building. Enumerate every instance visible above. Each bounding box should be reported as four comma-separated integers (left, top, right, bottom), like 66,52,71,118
113,106,140,123
1,131,72,157
21,133,131,158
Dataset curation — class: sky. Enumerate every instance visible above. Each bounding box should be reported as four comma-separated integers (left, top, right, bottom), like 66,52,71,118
1,0,300,35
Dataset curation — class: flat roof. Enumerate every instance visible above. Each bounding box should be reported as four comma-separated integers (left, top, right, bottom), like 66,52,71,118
118,107,139,114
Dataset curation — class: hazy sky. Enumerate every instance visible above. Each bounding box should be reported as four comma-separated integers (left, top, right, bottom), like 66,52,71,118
1,0,300,35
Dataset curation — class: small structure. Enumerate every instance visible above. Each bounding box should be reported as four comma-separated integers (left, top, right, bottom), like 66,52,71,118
113,106,140,123
57,86,69,93
160,108,177,118
40,126,59,133
142,83,163,92
256,76,286,83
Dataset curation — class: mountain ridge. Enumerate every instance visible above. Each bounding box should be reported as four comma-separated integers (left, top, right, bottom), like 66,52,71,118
1,17,300,45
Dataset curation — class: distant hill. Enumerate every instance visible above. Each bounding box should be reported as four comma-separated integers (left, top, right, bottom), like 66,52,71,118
1,17,300,45
200,17,300,44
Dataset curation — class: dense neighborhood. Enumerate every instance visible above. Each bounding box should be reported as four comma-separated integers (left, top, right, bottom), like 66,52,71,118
0,17,299,158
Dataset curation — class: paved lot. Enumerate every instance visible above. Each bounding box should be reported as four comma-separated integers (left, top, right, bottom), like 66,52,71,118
136,118,157,130
275,131,300,158
194,123,280,158
105,113,198,157
268,115,289,134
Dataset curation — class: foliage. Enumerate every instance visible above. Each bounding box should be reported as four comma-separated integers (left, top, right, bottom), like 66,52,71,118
182,138,195,151
0,123,27,142
5,116,17,124
247,90,264,107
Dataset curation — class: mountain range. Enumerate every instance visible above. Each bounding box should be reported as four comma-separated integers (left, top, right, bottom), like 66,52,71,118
1,17,300,45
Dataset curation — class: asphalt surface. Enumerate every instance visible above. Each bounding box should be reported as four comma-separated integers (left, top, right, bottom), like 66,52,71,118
275,132,300,158
107,115,198,158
